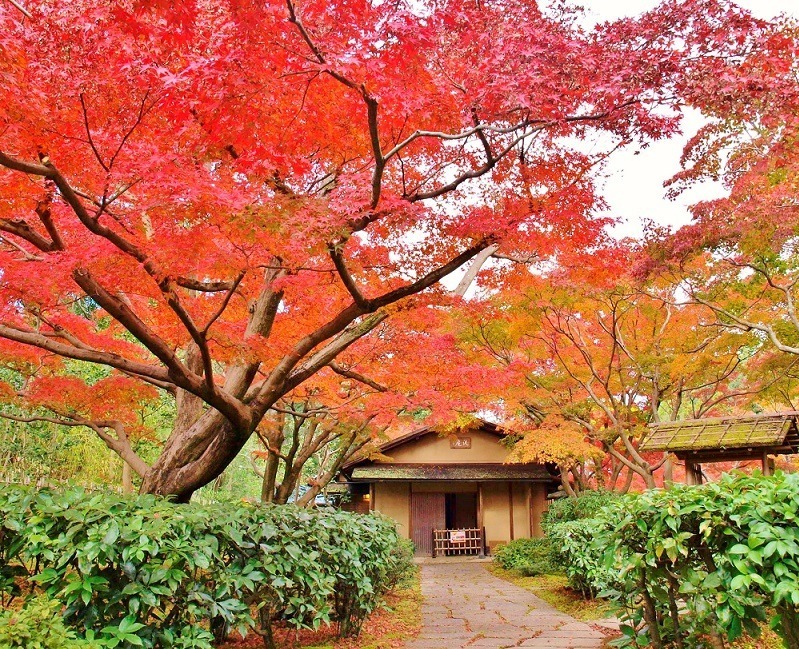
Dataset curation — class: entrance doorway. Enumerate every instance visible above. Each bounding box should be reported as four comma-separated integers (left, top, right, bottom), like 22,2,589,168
411,491,478,555
445,493,477,529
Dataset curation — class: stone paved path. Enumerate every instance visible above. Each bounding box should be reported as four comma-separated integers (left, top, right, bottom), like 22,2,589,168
405,562,608,649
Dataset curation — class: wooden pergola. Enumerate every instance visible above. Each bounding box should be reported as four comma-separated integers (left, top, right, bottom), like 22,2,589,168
639,413,799,484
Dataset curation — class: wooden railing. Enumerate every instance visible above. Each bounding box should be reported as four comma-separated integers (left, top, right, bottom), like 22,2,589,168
432,527,485,557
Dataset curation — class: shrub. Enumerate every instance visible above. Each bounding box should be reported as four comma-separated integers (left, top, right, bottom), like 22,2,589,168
547,519,618,598
598,472,799,648
493,538,559,576
384,538,416,589
0,484,405,648
542,490,622,533
0,595,100,648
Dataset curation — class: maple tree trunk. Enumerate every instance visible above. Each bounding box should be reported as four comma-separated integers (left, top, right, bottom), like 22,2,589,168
139,411,250,502
260,452,280,504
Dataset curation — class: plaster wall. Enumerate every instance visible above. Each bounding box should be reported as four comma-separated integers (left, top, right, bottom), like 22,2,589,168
511,482,530,539
384,430,509,464
481,482,512,551
373,482,410,538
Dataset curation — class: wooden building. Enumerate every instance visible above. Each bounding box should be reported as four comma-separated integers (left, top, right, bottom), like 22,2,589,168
640,413,799,484
337,422,558,557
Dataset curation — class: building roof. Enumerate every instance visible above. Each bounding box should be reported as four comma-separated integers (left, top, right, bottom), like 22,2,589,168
349,463,554,482
639,413,799,459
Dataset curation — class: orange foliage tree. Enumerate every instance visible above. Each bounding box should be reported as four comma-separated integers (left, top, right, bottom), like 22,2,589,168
456,250,786,492
0,0,792,499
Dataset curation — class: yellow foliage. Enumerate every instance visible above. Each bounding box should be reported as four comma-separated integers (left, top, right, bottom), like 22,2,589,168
507,416,604,468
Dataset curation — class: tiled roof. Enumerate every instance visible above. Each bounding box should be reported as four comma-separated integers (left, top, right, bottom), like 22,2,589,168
349,463,554,481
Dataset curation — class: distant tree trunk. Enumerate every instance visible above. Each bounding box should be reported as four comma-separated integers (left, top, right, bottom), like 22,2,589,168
122,461,133,494
260,451,280,504
560,467,577,497
663,456,674,488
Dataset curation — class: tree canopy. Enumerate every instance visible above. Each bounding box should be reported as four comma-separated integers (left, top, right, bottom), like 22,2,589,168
0,0,796,498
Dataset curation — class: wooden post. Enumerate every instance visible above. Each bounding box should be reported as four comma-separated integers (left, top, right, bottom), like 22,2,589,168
477,483,484,529
527,484,533,538
369,483,375,511
762,452,774,477
408,483,413,542
685,461,701,485
477,483,485,557
508,482,514,541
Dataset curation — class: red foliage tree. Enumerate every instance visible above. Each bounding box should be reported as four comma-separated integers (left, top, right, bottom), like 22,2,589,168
0,0,788,499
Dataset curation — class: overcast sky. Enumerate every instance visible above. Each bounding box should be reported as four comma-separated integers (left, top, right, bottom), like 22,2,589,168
575,0,799,239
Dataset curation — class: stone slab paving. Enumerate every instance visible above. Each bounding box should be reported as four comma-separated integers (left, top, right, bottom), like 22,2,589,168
405,562,610,649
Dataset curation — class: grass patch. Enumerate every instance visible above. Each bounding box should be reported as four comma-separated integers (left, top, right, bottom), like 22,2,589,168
488,565,785,648
487,565,611,622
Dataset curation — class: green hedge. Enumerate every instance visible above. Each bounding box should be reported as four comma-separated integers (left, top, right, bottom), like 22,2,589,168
547,518,616,598
0,595,101,648
553,473,799,648
541,490,622,533
493,538,559,576
0,484,408,648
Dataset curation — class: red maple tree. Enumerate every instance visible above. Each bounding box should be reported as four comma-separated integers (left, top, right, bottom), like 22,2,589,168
0,0,788,499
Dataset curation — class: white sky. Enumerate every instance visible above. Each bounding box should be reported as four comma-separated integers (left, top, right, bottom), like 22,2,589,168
575,0,799,239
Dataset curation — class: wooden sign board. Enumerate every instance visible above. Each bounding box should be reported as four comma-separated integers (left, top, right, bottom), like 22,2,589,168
450,436,471,449
449,530,467,543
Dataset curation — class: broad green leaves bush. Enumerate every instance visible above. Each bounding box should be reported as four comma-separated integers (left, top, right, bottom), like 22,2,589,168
0,484,407,648
541,490,622,533
555,473,799,648
548,519,617,598
493,538,559,576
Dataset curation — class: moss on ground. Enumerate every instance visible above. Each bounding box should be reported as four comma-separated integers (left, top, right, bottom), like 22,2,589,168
488,564,786,649
486,565,611,622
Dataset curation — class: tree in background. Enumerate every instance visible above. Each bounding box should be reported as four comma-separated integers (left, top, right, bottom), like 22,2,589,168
0,0,794,499
456,248,794,492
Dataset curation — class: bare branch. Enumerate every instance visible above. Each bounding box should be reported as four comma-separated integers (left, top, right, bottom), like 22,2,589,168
329,245,368,307
0,411,150,477
79,93,109,172
5,0,32,19
328,361,387,392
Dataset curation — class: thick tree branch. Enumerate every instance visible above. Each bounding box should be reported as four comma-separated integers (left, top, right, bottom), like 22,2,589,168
0,218,56,251
0,321,172,383
454,243,500,297
285,311,389,391
73,269,252,426
35,189,65,251
175,277,238,292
